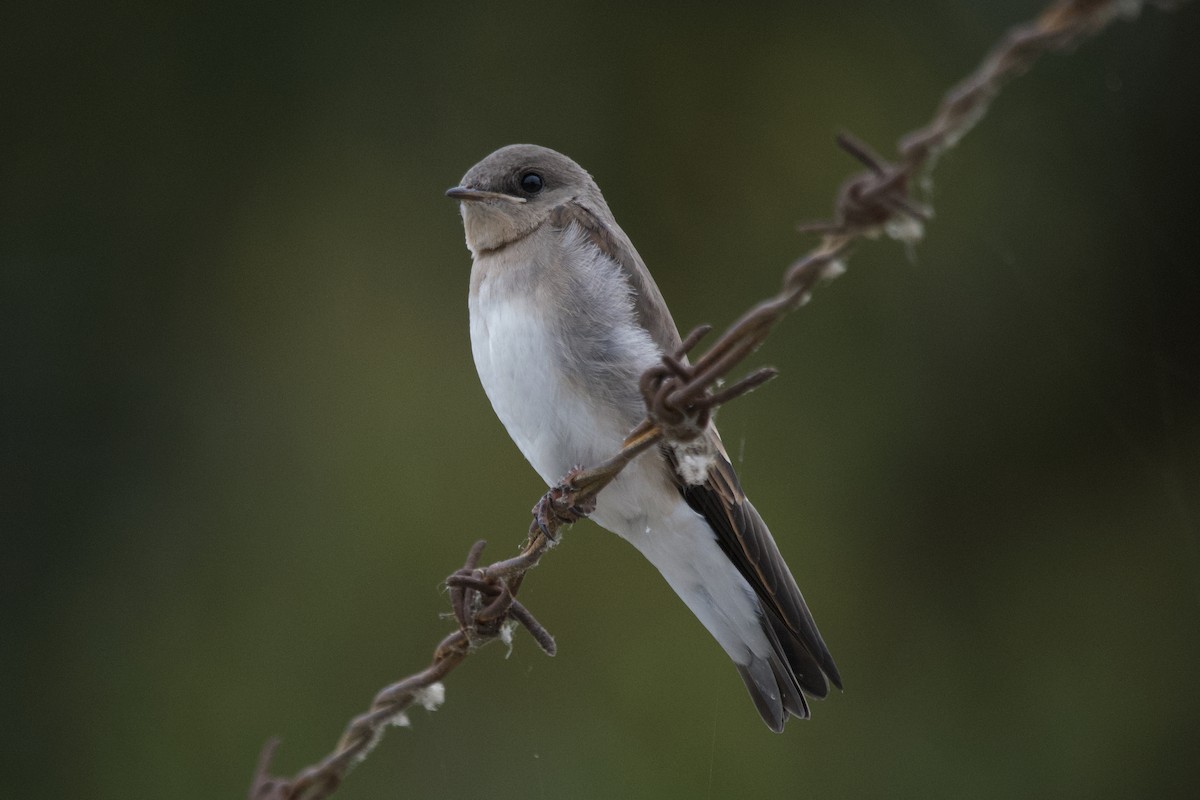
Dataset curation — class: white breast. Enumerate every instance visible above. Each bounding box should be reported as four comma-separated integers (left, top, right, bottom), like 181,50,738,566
465,233,772,671
469,268,622,487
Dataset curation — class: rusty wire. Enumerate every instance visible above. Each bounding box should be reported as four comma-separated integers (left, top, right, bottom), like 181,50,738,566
248,2,1189,797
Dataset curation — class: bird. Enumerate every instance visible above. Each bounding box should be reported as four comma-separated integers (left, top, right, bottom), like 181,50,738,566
446,144,840,731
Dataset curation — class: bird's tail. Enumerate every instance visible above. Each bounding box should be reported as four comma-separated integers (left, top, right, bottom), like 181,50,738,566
736,599,838,731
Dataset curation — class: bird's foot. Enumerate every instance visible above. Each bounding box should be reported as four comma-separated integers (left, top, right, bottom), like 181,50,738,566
530,466,597,541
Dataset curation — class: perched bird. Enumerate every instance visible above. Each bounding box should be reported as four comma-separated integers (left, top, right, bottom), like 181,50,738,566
447,144,840,731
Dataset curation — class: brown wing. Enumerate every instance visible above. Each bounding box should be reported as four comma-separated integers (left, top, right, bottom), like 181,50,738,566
669,432,843,697
552,199,842,695
548,201,683,356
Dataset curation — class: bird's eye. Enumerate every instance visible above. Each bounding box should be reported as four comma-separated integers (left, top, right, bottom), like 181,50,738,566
520,172,544,194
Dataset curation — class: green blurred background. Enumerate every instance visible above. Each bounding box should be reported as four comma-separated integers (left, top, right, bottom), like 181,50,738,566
4,1,1199,798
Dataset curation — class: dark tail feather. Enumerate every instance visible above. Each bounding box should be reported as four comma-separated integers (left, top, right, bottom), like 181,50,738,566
770,651,811,721
737,659,787,733
764,601,834,698
735,648,811,733
737,600,841,731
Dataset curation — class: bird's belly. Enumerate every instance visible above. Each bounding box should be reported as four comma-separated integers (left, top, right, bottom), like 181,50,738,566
470,290,768,665
469,292,627,487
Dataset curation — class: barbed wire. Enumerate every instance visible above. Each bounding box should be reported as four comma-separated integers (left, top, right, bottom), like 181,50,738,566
248,1,1189,797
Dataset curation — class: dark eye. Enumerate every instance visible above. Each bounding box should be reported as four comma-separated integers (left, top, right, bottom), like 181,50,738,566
520,172,544,194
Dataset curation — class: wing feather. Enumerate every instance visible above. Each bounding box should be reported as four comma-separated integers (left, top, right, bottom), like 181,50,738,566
549,201,683,355
671,435,843,695
550,198,841,704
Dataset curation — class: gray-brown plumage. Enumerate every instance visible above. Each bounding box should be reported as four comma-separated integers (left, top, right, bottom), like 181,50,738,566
449,144,840,730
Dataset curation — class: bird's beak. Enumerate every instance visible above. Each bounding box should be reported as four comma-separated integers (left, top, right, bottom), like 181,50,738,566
444,186,527,204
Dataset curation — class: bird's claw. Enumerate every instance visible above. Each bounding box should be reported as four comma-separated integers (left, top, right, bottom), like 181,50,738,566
530,466,597,540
